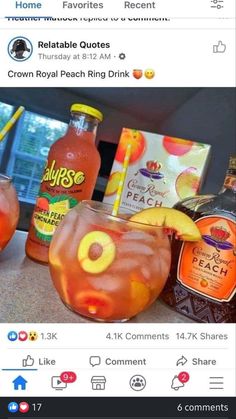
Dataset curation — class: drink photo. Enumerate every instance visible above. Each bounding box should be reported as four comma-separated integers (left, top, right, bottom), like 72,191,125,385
0,87,235,324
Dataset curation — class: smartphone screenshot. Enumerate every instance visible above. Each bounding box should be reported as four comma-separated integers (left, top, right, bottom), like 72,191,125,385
0,0,235,418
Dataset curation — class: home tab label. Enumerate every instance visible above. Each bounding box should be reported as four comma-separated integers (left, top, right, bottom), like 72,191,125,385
15,1,42,8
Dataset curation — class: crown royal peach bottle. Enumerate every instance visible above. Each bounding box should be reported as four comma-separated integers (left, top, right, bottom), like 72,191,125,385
162,155,236,323
25,104,103,264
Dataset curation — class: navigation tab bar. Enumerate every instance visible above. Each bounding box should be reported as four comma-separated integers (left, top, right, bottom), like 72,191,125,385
2,0,235,19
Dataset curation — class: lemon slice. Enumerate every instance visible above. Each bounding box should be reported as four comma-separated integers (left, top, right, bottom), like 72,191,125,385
49,199,69,213
33,212,56,236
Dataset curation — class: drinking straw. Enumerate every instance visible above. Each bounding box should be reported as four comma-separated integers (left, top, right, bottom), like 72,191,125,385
0,106,25,142
112,142,132,216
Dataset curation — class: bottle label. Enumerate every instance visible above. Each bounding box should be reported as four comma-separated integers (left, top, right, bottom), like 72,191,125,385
223,174,236,192
177,216,236,302
33,193,78,242
42,160,85,188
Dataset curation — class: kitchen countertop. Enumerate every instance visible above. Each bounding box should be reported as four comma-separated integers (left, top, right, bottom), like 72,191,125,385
0,231,193,323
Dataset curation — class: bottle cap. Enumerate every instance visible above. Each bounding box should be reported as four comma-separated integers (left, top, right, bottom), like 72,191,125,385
70,104,103,122
229,155,236,170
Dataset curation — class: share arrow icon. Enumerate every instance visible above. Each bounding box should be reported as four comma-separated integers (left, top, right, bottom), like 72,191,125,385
176,356,188,367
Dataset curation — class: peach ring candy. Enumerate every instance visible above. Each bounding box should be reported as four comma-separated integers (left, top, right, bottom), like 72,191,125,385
75,290,114,319
77,230,116,274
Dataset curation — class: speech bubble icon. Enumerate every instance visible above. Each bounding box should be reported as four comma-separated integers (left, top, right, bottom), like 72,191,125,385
89,356,101,367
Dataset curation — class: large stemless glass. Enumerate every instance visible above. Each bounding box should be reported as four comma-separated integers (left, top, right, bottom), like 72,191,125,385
0,174,19,252
49,201,171,322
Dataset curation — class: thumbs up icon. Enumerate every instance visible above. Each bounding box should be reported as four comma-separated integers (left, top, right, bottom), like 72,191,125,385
213,41,226,53
22,355,34,367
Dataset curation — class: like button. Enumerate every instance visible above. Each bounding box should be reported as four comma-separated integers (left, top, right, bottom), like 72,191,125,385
22,355,34,367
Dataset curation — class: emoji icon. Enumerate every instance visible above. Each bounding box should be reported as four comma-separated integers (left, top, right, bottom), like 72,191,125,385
8,331,18,341
19,401,30,413
28,331,38,341
133,69,143,79
8,401,19,413
144,69,155,79
18,331,28,341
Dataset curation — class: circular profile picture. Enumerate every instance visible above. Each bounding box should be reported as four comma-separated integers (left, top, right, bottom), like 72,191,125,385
8,36,33,61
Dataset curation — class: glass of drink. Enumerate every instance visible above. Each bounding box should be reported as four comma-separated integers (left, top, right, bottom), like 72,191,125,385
0,174,19,252
49,201,171,322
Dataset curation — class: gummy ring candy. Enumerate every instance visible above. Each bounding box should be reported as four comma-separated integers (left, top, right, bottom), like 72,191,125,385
75,290,114,319
77,230,116,274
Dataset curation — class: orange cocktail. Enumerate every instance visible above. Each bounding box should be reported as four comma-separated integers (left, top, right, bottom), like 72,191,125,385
49,201,171,322
0,174,19,252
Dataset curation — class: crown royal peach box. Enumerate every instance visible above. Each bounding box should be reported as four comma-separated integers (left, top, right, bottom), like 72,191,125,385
103,128,211,211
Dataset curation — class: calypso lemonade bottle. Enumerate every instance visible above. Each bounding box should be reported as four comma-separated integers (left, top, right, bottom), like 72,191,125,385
25,104,103,264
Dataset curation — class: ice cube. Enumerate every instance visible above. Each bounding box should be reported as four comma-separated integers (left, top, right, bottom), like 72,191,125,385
111,258,141,273
151,248,171,280
88,273,129,294
140,265,151,280
118,241,154,256
123,230,156,243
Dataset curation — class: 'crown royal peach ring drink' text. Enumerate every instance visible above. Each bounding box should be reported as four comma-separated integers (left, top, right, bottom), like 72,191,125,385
0,174,19,252
49,201,172,322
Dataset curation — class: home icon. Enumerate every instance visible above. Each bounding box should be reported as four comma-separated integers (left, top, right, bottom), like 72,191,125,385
13,375,27,390
91,376,106,390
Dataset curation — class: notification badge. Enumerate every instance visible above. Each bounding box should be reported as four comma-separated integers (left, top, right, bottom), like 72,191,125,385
60,371,77,383
178,371,190,383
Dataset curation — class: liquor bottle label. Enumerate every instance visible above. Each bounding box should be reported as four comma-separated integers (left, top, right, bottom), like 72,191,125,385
177,216,236,302
33,193,78,242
